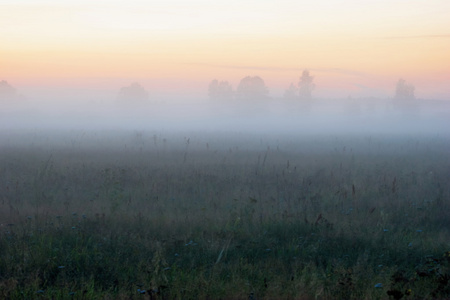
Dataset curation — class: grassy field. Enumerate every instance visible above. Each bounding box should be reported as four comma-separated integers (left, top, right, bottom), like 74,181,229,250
0,130,449,299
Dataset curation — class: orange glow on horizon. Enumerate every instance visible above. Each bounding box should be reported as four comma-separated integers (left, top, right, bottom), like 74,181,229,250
1,1,449,100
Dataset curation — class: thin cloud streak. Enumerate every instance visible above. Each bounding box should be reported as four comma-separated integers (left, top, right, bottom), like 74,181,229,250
189,63,369,77
382,34,450,39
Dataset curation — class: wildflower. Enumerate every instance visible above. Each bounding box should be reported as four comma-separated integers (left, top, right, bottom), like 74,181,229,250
58,266,65,269
374,283,383,288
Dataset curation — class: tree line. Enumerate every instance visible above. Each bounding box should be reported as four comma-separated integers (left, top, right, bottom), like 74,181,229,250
208,70,316,101
207,70,416,103
0,73,416,103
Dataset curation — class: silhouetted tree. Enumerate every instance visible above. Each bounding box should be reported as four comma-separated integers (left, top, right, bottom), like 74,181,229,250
393,79,418,114
0,80,18,101
298,70,315,99
283,83,298,100
208,79,233,100
117,82,149,103
394,79,415,100
236,76,268,100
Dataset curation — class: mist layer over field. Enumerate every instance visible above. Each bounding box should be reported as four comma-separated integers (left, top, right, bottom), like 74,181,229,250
1,126,450,299
1,96,449,137
1,95,450,299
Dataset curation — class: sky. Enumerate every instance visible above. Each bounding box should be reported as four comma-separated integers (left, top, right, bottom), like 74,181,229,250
1,0,450,101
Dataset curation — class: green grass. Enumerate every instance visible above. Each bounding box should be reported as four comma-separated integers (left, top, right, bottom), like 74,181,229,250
0,130,449,299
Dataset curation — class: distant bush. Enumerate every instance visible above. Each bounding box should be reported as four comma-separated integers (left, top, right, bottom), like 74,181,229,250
117,82,149,103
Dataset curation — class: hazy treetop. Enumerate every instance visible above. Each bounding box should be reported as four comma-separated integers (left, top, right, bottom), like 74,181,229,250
236,76,269,100
394,79,415,100
298,70,315,100
0,80,18,100
284,83,298,100
117,82,149,103
208,79,233,100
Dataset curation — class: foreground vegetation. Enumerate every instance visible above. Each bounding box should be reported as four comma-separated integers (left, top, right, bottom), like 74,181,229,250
1,130,449,299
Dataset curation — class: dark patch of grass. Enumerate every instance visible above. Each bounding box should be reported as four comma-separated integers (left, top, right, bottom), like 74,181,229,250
0,131,449,299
